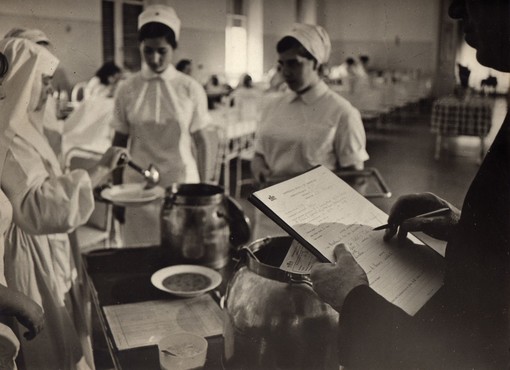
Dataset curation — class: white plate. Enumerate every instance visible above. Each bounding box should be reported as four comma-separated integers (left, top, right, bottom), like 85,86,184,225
101,183,164,207
151,265,222,298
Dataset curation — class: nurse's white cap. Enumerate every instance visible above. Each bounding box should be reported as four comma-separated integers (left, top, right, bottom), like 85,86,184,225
138,4,181,41
284,23,331,64
4,27,51,45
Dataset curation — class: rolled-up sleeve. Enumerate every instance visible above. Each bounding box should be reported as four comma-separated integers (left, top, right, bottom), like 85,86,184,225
334,107,369,167
2,137,94,235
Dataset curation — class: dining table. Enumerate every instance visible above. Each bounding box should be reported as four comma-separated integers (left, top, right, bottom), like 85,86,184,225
431,94,494,161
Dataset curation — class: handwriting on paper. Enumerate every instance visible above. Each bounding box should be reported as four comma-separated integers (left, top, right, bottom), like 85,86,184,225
254,166,444,316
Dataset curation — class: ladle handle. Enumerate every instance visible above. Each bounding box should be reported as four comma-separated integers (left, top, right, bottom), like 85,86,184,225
119,153,145,175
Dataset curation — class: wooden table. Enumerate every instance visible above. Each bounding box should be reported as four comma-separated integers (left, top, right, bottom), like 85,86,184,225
431,95,493,161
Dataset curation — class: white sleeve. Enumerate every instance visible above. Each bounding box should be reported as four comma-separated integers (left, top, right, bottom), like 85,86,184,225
112,81,130,135
334,106,370,167
188,80,211,132
1,137,95,235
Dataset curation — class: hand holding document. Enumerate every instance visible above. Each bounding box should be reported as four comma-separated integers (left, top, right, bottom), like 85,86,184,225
249,166,445,316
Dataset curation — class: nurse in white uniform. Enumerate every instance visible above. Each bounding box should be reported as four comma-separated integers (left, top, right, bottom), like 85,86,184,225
112,4,210,247
0,37,127,370
0,48,45,370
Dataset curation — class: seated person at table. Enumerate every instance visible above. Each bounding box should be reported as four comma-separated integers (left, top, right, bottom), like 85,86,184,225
62,61,123,156
204,74,233,109
175,58,193,76
231,74,262,100
251,24,368,184
310,1,510,368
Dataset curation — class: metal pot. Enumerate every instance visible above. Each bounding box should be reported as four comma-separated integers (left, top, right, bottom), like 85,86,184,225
223,236,340,370
160,183,251,269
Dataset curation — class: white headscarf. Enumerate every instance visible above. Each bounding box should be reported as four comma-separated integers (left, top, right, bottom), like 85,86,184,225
4,27,51,45
138,4,181,41
0,38,59,176
285,23,331,65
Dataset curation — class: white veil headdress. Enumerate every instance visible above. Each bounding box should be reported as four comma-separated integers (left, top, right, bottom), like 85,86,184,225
0,37,59,176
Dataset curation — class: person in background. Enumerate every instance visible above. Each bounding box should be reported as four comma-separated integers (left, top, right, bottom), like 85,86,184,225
112,4,210,247
310,1,510,368
204,74,233,109
231,74,261,98
0,50,45,370
251,24,369,184
358,54,371,75
83,61,122,99
265,65,287,92
0,37,127,370
237,73,253,89
175,58,192,76
230,73,264,125
62,61,123,157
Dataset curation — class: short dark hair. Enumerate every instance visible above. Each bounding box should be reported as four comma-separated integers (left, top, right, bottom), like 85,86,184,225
176,59,191,72
138,22,178,49
95,61,121,85
276,36,317,67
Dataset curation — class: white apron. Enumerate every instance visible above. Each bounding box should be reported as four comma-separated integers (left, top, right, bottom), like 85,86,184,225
121,68,200,247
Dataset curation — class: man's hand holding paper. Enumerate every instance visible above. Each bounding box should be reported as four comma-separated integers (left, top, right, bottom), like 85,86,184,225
310,244,368,312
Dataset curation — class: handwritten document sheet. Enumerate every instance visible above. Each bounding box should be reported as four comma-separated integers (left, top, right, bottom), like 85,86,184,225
103,294,223,350
252,166,444,316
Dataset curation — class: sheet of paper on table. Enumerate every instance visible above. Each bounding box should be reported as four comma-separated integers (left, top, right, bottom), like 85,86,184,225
250,165,445,316
103,294,223,351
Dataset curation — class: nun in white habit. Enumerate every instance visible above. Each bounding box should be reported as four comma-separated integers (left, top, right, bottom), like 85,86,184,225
0,37,127,370
112,4,210,247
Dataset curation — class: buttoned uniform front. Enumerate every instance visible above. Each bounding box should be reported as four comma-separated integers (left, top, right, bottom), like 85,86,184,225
113,64,210,247
254,80,369,181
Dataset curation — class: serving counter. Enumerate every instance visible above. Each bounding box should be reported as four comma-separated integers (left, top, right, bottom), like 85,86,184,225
85,246,231,370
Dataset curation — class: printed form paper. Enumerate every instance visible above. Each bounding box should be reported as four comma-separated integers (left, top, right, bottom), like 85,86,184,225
103,294,223,350
254,166,444,316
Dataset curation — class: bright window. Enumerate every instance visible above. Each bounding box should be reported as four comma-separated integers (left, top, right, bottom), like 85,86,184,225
225,14,247,86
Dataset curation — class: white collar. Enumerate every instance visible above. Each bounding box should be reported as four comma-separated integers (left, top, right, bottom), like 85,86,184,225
141,64,178,81
286,80,329,104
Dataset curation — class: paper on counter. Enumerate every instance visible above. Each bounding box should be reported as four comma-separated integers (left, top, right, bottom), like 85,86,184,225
103,294,223,350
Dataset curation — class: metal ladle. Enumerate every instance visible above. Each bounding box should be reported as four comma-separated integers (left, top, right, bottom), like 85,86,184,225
119,153,160,187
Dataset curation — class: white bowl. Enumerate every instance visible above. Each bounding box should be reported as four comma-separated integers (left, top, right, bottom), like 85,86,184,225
151,265,222,298
158,332,208,370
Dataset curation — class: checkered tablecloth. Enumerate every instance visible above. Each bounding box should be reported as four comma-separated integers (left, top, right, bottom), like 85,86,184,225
431,95,493,137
